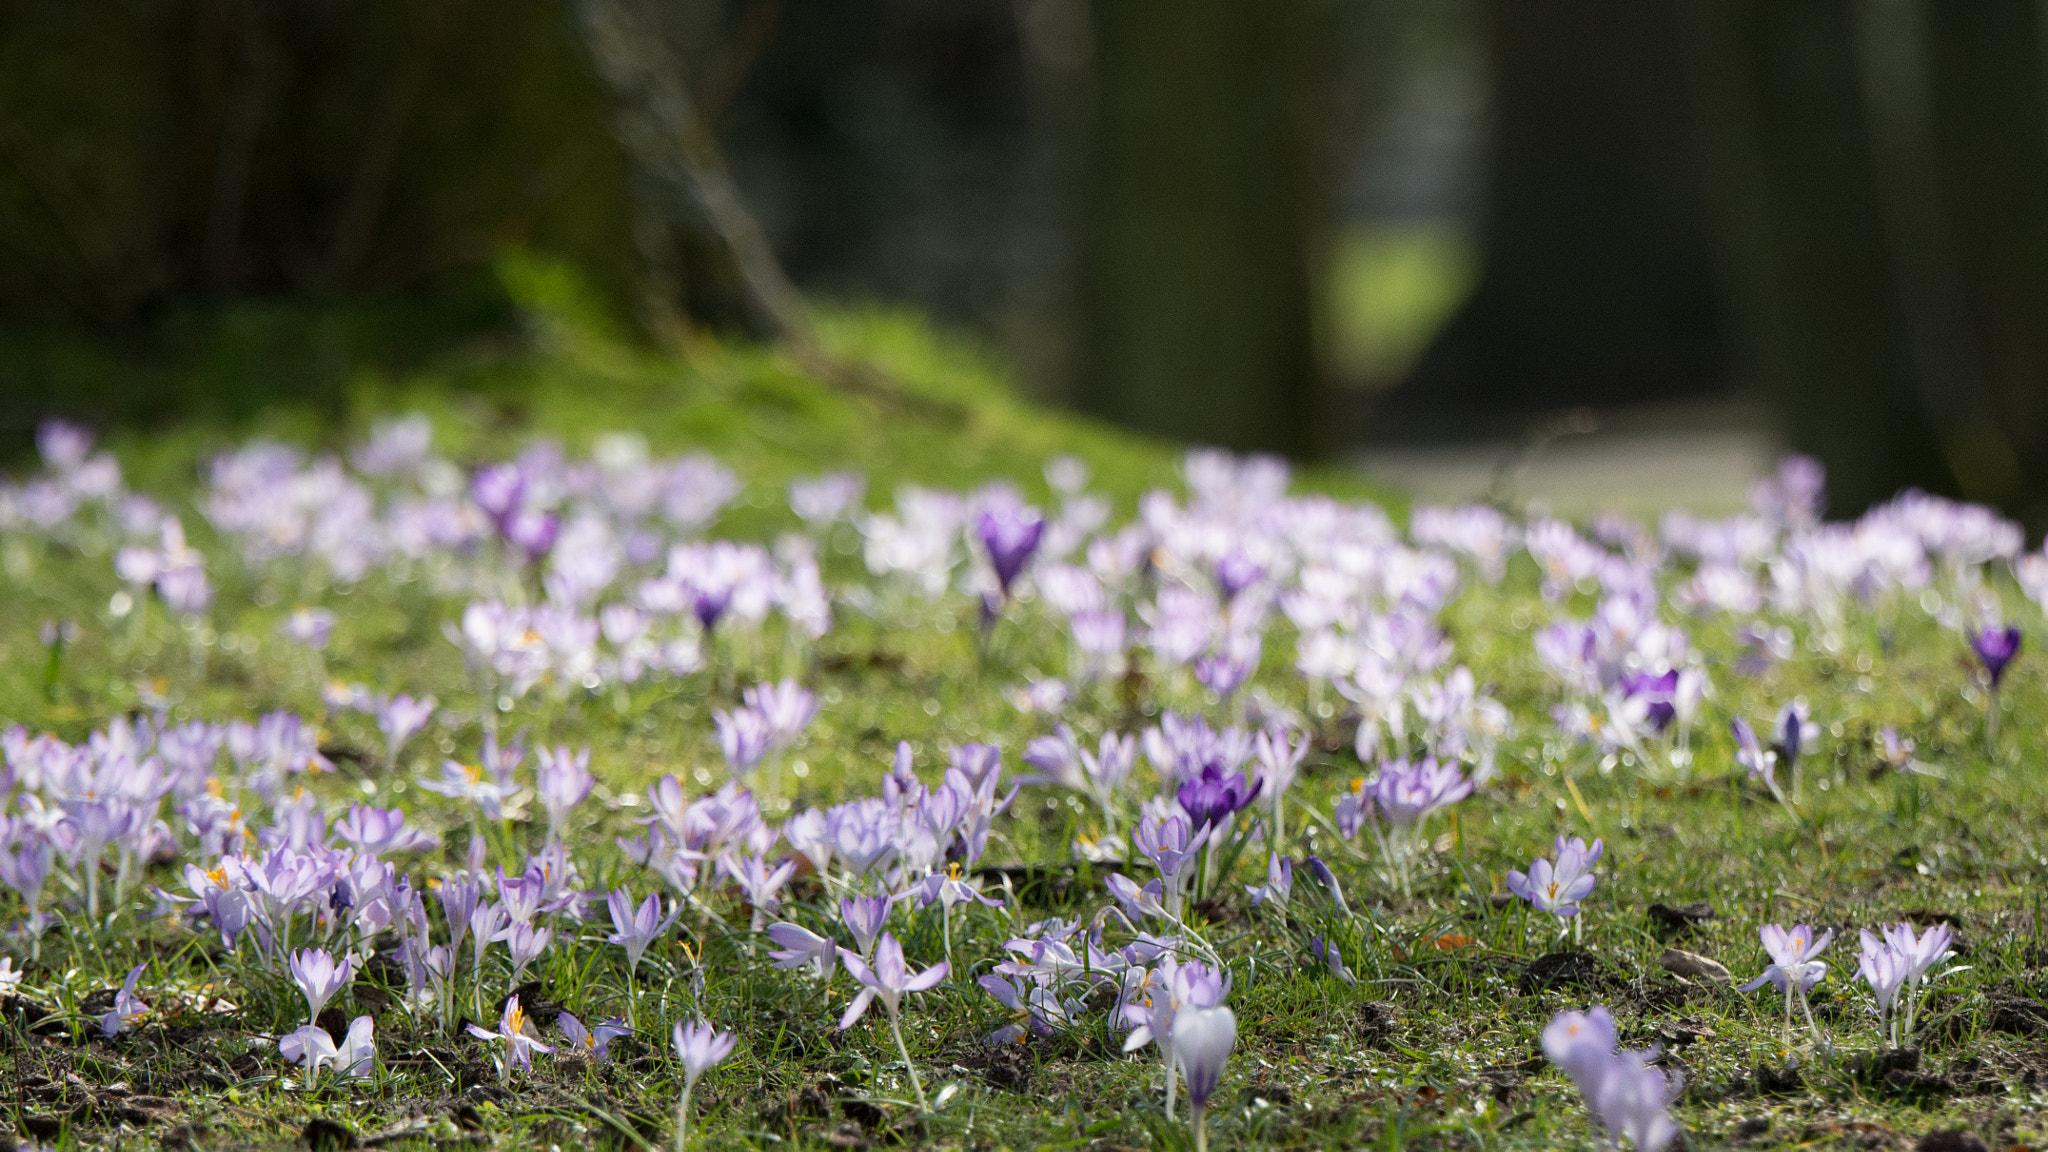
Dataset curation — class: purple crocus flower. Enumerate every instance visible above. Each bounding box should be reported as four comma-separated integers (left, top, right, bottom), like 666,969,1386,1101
536,745,595,841
1740,923,1834,1047
374,694,435,767
1541,1006,1617,1094
280,607,336,651
1619,669,1680,734
837,895,890,958
99,964,147,1036
1773,700,1818,768
1175,764,1262,836
467,995,552,1080
766,921,838,979
978,505,1045,597
1214,548,1264,600
714,706,775,780
1590,1050,1683,1152
559,1011,632,1064
1972,625,2022,688
607,888,679,974
838,932,949,1109
672,1019,739,1146
333,806,440,855
1176,1003,1238,1149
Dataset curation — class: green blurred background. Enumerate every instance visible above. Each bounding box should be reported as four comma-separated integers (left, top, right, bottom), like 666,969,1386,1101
3,0,2048,526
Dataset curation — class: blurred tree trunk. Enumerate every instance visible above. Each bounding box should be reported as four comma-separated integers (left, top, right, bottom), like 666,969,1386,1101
1390,0,1725,433
1075,0,1332,456
569,0,813,346
1679,0,1960,515
1921,0,2048,527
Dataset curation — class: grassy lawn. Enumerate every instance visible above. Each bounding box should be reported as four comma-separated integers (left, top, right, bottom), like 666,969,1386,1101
0,264,2039,1152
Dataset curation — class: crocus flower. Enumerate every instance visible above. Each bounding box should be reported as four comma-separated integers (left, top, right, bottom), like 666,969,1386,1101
1731,718,1776,793
99,964,147,1036
672,1020,738,1151
766,922,838,979
1541,1005,1617,1093
280,1024,337,1073
288,1016,375,1079
608,889,679,974
1773,701,1819,770
536,745,595,841
1175,764,1262,837
1245,853,1292,909
559,1011,632,1064
376,694,436,768
1177,1004,1237,1150
1856,930,1912,1045
501,920,552,985
467,995,552,1081
333,806,439,855
1308,936,1357,986
281,607,336,650
1971,625,2022,688
838,932,949,1109
336,1015,375,1077
714,706,775,780
1123,958,1230,1119
1590,1050,1683,1152
1505,835,1603,922
978,505,1045,597
1740,924,1834,1047
837,895,890,959
288,948,355,1023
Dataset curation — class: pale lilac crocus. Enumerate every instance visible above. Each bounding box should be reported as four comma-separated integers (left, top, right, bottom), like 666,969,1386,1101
714,706,774,780
376,694,436,770
1505,836,1603,923
1590,1050,1684,1152
467,995,551,1082
281,607,335,651
672,1020,738,1152
1856,930,1912,1046
1541,1005,1617,1096
536,745,595,842
838,932,949,1109
288,948,355,1023
718,852,796,930
1338,757,1472,896
1245,853,1293,909
559,1011,632,1064
1879,920,1954,1042
501,920,552,985
837,895,890,959
99,963,147,1036
766,922,838,980
1175,1004,1238,1152
1740,924,1834,1048
608,888,679,1025
1123,958,1229,1118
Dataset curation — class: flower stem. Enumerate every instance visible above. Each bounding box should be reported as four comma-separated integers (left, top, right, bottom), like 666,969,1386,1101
675,1084,693,1152
889,1012,929,1111
1194,1103,1208,1152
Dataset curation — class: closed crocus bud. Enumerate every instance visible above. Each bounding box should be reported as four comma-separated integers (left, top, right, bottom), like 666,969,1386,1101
1174,1004,1237,1152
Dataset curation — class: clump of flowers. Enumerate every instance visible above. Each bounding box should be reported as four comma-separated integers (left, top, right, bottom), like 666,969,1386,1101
1542,1005,1682,1151
1856,921,1956,1048
1335,757,1472,896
